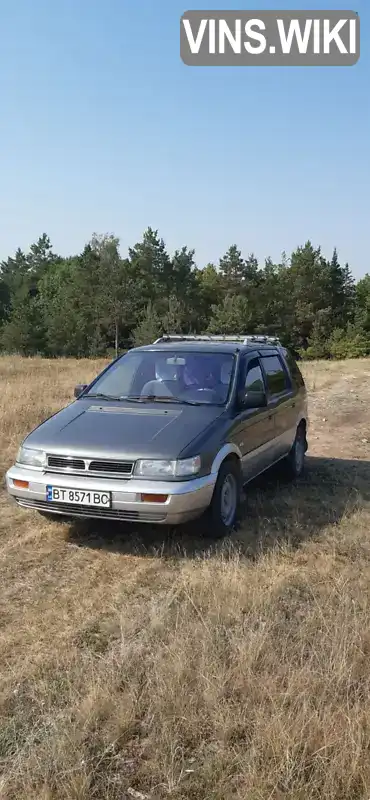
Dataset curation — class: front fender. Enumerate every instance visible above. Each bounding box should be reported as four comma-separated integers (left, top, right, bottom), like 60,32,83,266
210,443,242,475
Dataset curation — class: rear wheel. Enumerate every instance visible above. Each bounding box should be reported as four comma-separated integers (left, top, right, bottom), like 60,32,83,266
203,459,241,539
284,424,306,478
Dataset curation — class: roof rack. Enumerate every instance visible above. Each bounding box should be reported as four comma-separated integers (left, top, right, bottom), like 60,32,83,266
153,334,281,346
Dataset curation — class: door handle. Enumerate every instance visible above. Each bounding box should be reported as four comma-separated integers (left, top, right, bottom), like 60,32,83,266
292,401,296,408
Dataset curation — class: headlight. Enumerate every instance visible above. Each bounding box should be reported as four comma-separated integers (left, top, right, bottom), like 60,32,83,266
175,456,201,477
135,456,201,479
16,446,47,469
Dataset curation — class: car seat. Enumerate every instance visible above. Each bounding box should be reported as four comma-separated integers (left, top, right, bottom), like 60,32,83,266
141,358,181,397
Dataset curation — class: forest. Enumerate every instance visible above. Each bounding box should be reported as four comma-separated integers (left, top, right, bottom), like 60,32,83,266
0,228,369,359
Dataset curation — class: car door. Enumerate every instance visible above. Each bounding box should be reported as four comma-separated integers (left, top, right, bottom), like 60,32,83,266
259,352,296,462
231,355,275,482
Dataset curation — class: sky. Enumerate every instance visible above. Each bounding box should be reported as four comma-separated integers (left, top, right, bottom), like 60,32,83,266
0,0,369,277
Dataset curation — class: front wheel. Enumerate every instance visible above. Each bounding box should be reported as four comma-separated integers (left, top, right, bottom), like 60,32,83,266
203,460,241,539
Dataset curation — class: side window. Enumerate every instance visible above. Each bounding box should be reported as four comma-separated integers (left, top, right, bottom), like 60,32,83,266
244,359,264,393
261,355,289,396
285,351,305,388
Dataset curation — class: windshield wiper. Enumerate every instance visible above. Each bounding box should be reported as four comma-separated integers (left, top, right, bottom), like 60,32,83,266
85,394,167,403
86,393,125,401
124,395,203,406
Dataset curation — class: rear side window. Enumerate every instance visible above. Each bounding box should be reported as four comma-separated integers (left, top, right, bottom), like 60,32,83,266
285,351,305,388
261,355,289,396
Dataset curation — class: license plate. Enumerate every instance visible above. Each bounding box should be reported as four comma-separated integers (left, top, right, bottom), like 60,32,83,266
46,486,111,508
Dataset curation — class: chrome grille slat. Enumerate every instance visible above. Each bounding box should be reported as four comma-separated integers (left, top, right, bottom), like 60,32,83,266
46,455,134,477
16,499,166,523
88,460,132,475
48,456,85,471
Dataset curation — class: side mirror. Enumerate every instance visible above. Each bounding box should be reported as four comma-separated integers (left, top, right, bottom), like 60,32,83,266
238,389,267,409
74,384,87,399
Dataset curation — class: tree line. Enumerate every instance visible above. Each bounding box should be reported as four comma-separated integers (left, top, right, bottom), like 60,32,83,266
0,228,369,360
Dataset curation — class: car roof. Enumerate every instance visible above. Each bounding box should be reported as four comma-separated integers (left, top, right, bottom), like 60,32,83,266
133,340,281,355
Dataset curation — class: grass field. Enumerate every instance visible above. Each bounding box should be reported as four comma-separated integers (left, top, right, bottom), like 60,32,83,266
1,356,370,800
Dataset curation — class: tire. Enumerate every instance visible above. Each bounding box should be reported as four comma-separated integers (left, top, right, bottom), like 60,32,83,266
203,459,242,539
284,424,307,479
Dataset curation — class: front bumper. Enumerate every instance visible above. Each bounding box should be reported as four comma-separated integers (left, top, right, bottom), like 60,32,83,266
5,465,217,525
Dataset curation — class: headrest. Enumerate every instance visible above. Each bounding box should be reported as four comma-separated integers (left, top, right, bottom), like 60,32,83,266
155,359,181,382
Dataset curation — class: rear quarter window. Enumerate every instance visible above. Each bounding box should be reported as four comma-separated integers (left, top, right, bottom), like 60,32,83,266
284,351,305,388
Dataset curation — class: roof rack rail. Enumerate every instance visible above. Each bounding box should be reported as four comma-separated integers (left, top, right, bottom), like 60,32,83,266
153,334,282,346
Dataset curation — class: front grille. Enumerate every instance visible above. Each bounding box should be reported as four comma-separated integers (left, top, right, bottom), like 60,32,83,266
48,456,85,471
47,455,134,477
88,460,133,475
16,499,167,523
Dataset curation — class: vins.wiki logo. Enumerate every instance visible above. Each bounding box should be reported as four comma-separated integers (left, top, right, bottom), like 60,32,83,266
180,10,360,66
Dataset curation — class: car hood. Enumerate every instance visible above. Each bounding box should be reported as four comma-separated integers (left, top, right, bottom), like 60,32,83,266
23,399,225,460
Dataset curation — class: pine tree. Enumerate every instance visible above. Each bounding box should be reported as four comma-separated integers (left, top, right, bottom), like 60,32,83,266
244,252,259,286
325,248,355,329
90,234,138,357
132,302,162,347
207,294,253,334
289,241,330,348
1,292,45,354
128,228,172,302
219,245,246,290
306,309,333,359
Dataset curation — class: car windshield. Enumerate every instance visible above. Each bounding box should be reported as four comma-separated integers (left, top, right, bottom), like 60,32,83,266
85,350,236,406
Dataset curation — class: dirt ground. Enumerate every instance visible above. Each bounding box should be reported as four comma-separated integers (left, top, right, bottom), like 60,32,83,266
1,356,370,800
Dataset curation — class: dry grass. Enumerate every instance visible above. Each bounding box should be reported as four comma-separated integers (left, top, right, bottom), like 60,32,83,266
1,355,370,799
